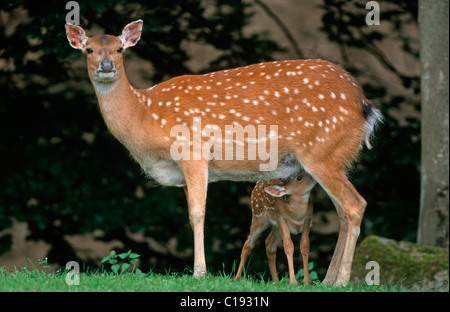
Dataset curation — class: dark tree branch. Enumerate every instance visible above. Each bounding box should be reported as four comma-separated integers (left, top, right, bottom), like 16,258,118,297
356,28,420,92
253,0,304,58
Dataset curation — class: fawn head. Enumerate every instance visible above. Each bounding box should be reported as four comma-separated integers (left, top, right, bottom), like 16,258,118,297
264,176,316,201
65,20,143,84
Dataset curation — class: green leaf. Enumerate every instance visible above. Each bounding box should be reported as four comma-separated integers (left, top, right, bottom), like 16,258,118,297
295,269,304,280
109,259,118,265
129,259,139,265
101,256,111,263
129,253,140,259
111,264,120,275
118,253,128,259
308,262,314,270
121,263,130,273
310,271,319,280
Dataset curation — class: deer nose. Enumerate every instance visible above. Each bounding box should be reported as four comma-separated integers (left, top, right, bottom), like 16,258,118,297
100,59,114,72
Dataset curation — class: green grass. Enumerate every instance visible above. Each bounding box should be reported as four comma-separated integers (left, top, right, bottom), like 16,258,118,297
0,267,447,292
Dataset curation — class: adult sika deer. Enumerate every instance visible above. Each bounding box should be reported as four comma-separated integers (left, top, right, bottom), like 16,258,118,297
65,20,382,286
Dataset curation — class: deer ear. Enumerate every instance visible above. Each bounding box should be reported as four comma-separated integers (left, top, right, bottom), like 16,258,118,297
119,20,143,49
65,24,88,51
264,185,289,197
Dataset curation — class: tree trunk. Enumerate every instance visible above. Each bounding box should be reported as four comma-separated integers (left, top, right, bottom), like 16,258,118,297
418,0,449,248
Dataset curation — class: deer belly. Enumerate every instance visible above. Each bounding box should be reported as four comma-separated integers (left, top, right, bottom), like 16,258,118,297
144,153,303,186
146,159,186,186
208,153,303,182
208,164,300,182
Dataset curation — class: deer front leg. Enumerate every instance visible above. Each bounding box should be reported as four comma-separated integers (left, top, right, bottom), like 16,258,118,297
179,160,208,278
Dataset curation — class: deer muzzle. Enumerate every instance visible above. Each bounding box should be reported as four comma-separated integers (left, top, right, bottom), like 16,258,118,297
95,59,117,82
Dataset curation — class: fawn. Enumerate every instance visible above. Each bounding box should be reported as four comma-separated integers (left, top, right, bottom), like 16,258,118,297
236,175,316,285
65,20,382,286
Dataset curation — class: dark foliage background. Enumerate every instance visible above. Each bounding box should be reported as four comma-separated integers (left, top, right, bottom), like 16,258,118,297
0,0,419,279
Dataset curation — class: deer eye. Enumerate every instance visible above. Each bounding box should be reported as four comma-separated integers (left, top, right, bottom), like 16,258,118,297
86,48,94,54
117,47,123,53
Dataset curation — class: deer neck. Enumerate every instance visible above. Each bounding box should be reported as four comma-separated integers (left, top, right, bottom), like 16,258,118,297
91,73,144,147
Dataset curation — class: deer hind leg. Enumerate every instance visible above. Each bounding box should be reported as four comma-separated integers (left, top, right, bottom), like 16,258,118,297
179,160,209,278
307,163,366,286
300,198,313,285
277,218,297,285
265,229,281,283
322,197,347,284
236,218,267,280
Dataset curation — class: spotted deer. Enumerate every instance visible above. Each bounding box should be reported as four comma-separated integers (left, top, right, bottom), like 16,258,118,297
235,175,316,285
65,20,382,286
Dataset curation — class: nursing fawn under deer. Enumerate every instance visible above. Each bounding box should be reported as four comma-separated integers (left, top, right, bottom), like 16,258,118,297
65,20,382,286
236,175,316,285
